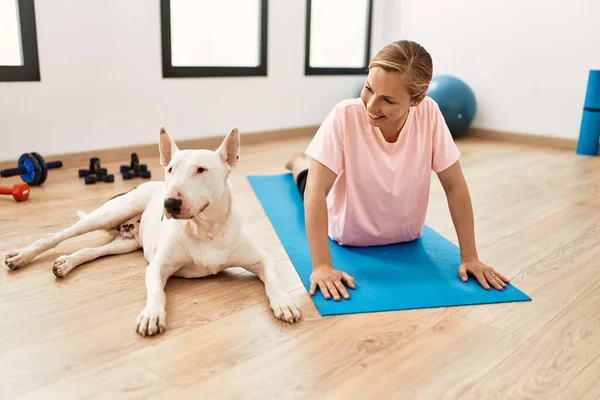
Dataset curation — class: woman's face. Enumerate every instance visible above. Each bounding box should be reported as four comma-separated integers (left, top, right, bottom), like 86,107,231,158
360,66,422,130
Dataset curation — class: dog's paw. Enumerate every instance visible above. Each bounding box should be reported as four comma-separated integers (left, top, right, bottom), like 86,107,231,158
5,250,34,270
52,257,72,278
270,293,302,324
135,306,167,337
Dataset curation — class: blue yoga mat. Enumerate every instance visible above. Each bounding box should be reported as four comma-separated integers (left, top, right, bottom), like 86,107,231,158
247,173,531,316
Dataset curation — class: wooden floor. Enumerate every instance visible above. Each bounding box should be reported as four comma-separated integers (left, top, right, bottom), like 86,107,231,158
1,134,600,399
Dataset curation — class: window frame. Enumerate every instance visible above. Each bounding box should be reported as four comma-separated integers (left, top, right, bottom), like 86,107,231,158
304,0,373,76
160,0,269,78
0,0,41,82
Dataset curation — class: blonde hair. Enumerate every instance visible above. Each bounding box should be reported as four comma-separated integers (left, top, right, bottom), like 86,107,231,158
368,40,433,100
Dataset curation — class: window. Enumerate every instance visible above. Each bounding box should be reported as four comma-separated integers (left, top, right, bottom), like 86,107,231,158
304,0,373,75
0,0,40,82
160,0,268,78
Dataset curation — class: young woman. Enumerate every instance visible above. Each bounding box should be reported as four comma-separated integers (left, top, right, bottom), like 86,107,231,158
286,40,509,301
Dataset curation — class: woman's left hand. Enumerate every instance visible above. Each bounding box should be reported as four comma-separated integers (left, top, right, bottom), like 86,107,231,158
458,258,510,290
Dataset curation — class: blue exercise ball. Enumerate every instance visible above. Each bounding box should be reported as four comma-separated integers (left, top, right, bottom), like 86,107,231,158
427,75,477,137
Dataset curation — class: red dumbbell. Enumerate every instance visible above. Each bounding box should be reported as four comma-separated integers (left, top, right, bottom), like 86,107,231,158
0,183,30,202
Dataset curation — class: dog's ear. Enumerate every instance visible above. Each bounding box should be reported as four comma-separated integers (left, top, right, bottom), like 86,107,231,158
159,126,179,168
217,127,240,169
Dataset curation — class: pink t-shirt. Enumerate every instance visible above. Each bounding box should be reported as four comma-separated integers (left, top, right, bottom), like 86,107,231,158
304,96,461,247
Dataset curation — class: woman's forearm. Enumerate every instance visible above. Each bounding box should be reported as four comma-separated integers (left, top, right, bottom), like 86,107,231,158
304,191,333,269
446,184,479,261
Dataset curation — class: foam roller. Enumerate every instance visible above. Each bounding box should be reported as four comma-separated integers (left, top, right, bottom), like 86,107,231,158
583,70,600,110
576,109,600,156
577,70,600,156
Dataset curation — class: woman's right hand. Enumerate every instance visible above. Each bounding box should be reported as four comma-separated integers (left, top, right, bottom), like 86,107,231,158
309,265,356,301
303,159,354,301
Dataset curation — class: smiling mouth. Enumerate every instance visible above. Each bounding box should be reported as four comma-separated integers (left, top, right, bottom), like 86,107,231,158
368,112,385,120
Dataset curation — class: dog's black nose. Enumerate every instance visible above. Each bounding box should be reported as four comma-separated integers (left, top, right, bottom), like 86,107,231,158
164,198,182,215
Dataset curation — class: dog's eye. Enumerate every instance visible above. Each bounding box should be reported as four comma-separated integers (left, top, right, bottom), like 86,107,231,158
197,167,206,174
167,167,173,174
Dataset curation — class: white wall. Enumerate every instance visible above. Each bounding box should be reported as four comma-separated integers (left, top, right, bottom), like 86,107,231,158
0,0,387,162
381,0,600,139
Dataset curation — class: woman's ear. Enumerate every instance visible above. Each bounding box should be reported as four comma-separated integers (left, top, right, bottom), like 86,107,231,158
411,91,427,107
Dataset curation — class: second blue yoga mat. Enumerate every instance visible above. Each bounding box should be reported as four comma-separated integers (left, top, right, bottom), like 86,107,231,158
248,173,531,316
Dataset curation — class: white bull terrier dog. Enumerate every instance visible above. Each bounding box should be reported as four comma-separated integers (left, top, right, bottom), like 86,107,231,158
5,126,302,336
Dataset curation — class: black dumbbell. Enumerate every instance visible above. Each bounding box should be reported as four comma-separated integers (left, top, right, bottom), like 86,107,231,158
78,157,107,178
120,163,148,173
120,153,148,173
85,174,115,184
122,170,151,180
79,157,114,185
0,152,62,186
121,153,151,180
